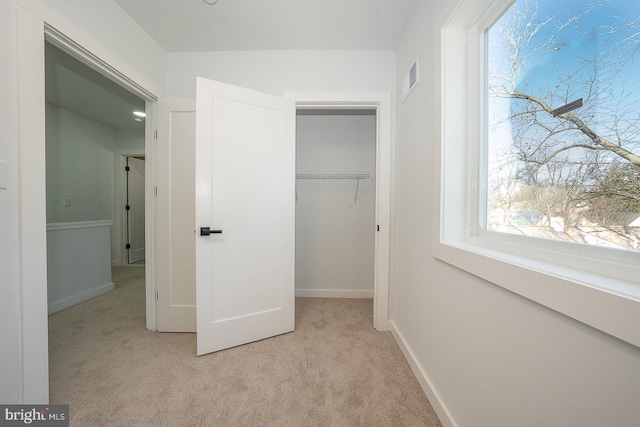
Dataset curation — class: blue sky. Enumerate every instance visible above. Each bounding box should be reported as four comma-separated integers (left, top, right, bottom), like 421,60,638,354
489,0,639,98
487,0,640,163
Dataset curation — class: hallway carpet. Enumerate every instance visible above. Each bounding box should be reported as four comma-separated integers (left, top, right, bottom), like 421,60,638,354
49,267,441,426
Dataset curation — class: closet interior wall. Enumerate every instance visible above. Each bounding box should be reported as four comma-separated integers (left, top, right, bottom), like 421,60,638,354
295,110,376,298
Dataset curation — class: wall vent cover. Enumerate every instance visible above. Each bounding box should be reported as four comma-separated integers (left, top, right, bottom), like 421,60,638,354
402,56,419,103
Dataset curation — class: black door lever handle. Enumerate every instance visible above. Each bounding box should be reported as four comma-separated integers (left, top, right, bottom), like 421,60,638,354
200,227,222,236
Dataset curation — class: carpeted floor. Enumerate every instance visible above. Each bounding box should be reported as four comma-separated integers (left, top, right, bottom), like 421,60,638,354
48,267,442,426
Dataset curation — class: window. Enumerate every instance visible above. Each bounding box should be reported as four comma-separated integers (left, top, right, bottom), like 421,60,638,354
485,0,640,254
437,0,640,348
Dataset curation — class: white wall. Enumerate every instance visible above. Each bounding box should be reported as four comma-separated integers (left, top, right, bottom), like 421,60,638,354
3,0,166,403
167,50,396,98
20,0,166,96
115,128,145,152
46,221,114,314
45,105,144,265
46,104,117,224
295,113,376,297
0,0,22,404
391,1,640,426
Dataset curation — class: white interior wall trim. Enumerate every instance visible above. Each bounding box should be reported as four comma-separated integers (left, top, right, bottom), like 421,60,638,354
389,321,458,427
285,91,393,332
44,24,157,102
17,5,49,404
46,220,113,231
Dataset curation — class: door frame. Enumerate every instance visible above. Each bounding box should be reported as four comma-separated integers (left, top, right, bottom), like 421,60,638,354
286,92,392,331
115,152,146,266
43,27,158,329
125,156,146,264
17,11,158,402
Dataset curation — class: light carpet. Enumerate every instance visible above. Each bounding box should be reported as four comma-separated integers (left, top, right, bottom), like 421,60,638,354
48,266,441,426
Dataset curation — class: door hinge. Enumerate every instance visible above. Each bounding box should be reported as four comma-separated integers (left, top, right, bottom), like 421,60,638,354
377,225,380,231
126,205,130,211
156,291,158,301
155,187,158,196
125,166,130,172
154,130,158,139
126,243,131,249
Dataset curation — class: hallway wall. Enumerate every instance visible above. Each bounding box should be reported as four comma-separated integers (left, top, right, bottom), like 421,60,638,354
391,1,640,426
46,104,117,224
167,50,396,98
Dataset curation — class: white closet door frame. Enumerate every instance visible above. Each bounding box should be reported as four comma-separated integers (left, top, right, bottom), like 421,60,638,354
285,92,392,331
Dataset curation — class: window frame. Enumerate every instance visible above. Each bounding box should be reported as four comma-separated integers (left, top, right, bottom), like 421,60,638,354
435,0,640,348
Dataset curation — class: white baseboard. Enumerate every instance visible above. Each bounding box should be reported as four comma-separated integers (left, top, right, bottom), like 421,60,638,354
295,289,374,298
389,320,458,427
48,282,115,314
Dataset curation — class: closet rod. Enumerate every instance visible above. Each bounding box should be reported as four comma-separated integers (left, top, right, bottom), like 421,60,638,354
295,173,372,204
296,173,371,180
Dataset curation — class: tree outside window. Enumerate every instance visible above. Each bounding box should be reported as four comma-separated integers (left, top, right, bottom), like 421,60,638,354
487,0,640,251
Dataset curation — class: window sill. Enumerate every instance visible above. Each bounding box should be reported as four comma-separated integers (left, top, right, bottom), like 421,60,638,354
433,239,640,348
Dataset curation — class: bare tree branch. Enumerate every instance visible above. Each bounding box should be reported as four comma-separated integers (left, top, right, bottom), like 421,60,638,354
502,91,640,167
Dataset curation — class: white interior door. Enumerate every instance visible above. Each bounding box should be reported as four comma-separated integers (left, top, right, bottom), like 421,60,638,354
127,157,145,264
195,78,296,356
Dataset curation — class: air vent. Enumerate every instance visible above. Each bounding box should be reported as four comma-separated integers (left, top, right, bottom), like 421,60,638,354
402,56,419,103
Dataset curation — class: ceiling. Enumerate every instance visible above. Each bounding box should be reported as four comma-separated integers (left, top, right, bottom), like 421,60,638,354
46,1,417,129
46,42,145,130
114,0,418,52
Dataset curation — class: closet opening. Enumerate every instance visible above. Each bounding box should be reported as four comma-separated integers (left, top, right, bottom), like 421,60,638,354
295,109,378,324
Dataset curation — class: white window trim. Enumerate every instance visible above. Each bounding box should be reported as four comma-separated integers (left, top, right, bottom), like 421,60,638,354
435,0,640,348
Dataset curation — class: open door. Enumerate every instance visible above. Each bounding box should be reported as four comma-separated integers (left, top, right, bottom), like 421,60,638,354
195,78,296,356
126,156,145,264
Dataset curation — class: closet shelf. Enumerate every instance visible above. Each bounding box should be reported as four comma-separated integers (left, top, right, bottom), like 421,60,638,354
295,174,372,204
296,174,371,180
